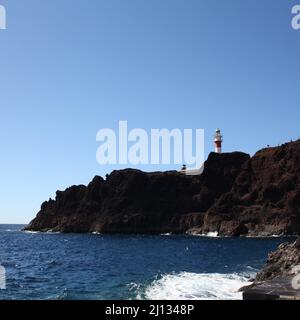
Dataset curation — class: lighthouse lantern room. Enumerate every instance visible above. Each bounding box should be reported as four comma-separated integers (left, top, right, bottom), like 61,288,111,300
214,128,223,153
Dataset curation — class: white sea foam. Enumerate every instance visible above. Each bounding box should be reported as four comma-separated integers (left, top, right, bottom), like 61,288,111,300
23,230,40,234
160,233,172,236
189,231,219,237
143,272,253,300
23,230,61,235
204,231,219,237
245,234,282,238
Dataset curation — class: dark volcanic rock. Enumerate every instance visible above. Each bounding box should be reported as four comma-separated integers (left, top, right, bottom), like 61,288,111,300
25,139,300,235
25,152,249,234
240,237,300,293
239,238,300,300
208,140,300,236
255,237,300,282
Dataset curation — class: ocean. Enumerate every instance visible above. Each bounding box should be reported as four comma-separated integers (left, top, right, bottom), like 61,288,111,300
0,224,293,300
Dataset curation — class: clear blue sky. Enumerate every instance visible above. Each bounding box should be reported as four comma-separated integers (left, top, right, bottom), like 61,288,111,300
1,0,300,223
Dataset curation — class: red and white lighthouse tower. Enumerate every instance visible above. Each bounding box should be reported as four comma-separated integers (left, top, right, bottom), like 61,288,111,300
214,128,223,153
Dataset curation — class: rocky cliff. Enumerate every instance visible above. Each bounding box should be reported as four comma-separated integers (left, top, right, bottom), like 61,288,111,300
255,237,300,282
25,139,300,236
240,237,300,297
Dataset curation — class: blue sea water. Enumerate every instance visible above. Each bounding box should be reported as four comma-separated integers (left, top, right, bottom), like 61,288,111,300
0,224,294,300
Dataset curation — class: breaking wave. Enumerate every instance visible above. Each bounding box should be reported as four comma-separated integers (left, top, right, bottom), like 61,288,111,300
194,231,219,237
142,272,253,300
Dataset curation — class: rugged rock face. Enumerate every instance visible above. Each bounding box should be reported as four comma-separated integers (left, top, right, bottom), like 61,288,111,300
206,139,300,236
25,139,300,236
240,237,300,295
255,237,300,282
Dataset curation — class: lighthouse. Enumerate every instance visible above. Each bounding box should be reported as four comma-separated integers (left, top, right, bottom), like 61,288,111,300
214,128,223,153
